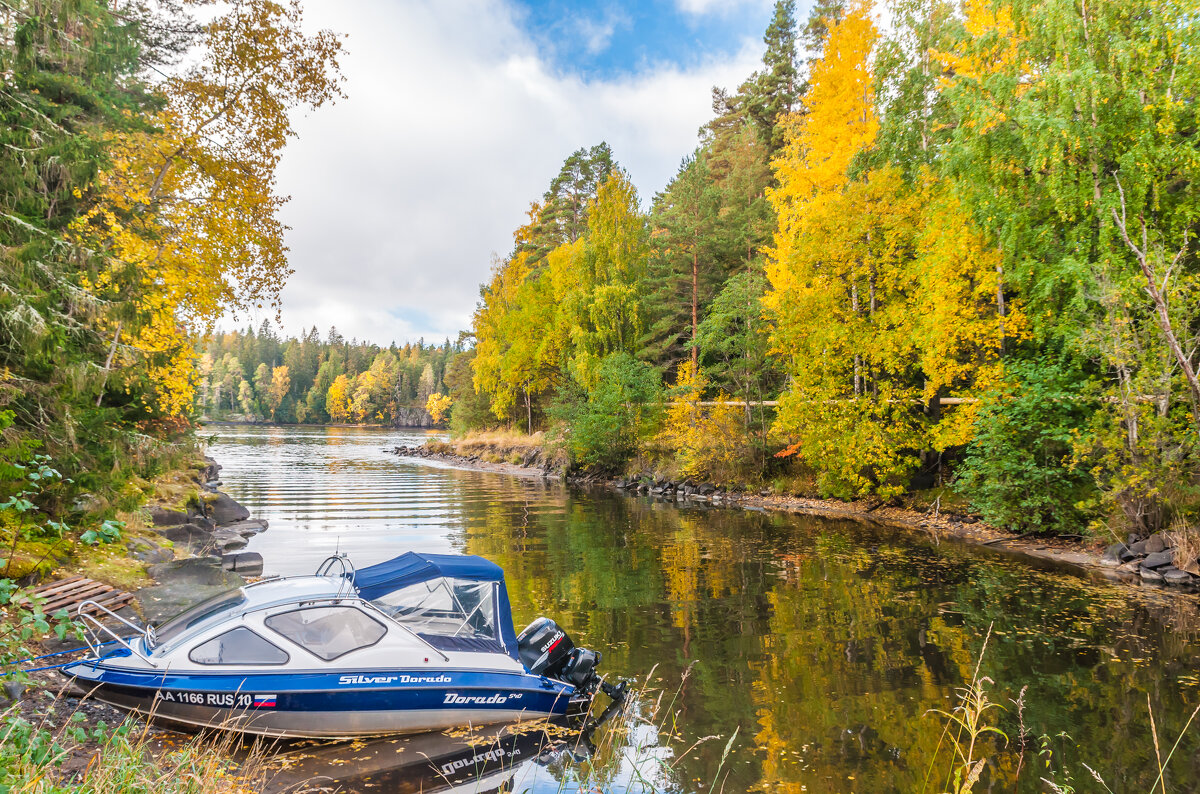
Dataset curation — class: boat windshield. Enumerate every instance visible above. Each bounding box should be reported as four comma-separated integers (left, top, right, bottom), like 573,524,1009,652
369,578,501,653
152,589,247,651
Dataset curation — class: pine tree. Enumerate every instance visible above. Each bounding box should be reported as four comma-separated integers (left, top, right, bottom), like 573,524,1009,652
520,143,616,261
743,1,801,152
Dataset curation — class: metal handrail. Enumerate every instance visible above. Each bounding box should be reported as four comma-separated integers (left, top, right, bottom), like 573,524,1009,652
315,554,356,600
76,601,157,667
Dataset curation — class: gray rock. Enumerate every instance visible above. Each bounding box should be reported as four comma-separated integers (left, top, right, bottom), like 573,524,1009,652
1141,550,1175,569
1145,533,1168,554
1101,543,1132,565
1140,566,1165,582
127,537,174,564
221,552,264,576
203,492,250,525
1162,567,1194,584
698,483,718,495
210,528,248,551
1128,539,1149,556
154,523,216,554
148,556,242,587
220,518,268,536
149,505,190,526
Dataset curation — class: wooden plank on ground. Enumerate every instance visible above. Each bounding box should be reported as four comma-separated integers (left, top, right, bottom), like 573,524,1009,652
43,582,114,611
30,575,87,598
31,576,136,618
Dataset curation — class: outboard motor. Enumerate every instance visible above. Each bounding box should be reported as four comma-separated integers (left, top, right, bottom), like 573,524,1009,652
518,618,618,699
518,617,576,679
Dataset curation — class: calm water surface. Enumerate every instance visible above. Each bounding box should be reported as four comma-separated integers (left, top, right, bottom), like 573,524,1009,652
207,425,1200,793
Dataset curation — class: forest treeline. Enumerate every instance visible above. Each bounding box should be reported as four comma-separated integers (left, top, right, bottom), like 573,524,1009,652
455,0,1200,538
0,1,341,520
198,326,457,424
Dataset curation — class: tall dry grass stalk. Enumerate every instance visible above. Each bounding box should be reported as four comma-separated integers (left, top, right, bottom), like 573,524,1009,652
1,685,276,794
923,624,1007,794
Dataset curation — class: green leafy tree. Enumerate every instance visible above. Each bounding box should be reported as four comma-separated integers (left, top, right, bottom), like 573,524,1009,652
549,353,661,471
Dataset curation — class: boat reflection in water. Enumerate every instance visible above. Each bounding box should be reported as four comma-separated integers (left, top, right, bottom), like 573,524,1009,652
265,717,607,793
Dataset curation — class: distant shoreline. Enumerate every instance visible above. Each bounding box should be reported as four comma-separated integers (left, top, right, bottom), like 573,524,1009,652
389,441,1199,595
199,420,442,430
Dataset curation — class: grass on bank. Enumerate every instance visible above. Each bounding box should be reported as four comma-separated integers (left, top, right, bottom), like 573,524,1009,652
1,702,271,794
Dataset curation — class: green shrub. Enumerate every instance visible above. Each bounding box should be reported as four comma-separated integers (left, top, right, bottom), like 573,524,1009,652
956,357,1099,534
549,353,661,471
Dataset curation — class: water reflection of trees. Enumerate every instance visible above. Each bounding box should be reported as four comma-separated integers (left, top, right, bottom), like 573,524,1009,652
453,478,1200,793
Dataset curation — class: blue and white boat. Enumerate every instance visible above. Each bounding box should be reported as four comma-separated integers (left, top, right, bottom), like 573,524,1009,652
61,551,620,738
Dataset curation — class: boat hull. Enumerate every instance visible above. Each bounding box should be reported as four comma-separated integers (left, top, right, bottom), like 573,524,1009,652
63,663,580,738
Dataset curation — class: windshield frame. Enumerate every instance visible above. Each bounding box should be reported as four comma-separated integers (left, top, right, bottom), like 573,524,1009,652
151,588,248,653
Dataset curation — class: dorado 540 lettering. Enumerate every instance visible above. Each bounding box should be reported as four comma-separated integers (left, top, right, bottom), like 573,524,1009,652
443,692,519,705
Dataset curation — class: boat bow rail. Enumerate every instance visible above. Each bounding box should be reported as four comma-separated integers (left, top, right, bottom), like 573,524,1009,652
77,600,156,665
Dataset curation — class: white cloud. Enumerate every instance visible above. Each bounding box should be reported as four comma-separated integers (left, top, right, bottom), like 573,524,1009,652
675,0,773,17
262,0,763,344
575,7,629,55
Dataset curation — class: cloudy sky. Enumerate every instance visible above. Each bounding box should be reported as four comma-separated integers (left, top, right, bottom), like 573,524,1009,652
253,0,794,345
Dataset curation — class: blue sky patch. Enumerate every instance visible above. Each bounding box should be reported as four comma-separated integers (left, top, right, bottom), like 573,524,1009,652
511,0,780,79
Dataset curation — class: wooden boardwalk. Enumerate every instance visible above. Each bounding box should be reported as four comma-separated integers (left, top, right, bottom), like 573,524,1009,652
30,576,135,617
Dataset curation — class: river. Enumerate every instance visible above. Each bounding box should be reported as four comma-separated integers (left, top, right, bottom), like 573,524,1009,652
207,424,1200,793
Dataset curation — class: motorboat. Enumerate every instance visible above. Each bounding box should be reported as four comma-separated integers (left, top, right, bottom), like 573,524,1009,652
61,551,623,738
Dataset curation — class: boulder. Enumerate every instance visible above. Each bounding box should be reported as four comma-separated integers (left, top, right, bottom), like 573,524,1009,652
1128,539,1149,556
221,552,264,577
201,456,221,482
1115,559,1143,574
149,505,190,527
698,483,718,496
1162,566,1194,584
154,523,216,553
148,556,241,587
1141,550,1175,570
1101,543,1132,566
210,528,248,551
1145,533,1168,554
1140,566,1165,583
220,518,269,536
203,492,250,525
127,537,174,564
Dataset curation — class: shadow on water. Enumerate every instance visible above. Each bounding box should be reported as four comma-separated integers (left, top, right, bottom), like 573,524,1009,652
210,426,1200,793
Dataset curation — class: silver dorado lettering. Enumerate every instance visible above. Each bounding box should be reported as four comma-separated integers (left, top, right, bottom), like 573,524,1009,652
398,674,452,684
339,674,399,685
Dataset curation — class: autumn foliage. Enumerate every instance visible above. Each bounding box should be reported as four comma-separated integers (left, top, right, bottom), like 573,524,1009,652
457,0,1200,537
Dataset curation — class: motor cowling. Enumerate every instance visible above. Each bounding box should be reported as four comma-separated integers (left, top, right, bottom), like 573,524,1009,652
517,617,575,678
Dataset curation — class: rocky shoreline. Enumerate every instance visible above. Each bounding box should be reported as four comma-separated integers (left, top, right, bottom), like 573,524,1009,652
134,457,267,623
391,443,1200,594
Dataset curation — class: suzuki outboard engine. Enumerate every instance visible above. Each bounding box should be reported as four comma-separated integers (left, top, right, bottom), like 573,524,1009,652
517,617,607,696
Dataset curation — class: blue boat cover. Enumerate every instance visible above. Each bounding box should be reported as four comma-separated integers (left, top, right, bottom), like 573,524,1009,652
353,552,520,660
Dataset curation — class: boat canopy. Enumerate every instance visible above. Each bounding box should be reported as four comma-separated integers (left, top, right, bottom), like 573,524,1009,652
353,552,519,660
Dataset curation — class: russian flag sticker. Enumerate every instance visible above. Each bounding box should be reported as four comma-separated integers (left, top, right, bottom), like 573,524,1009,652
252,694,277,708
